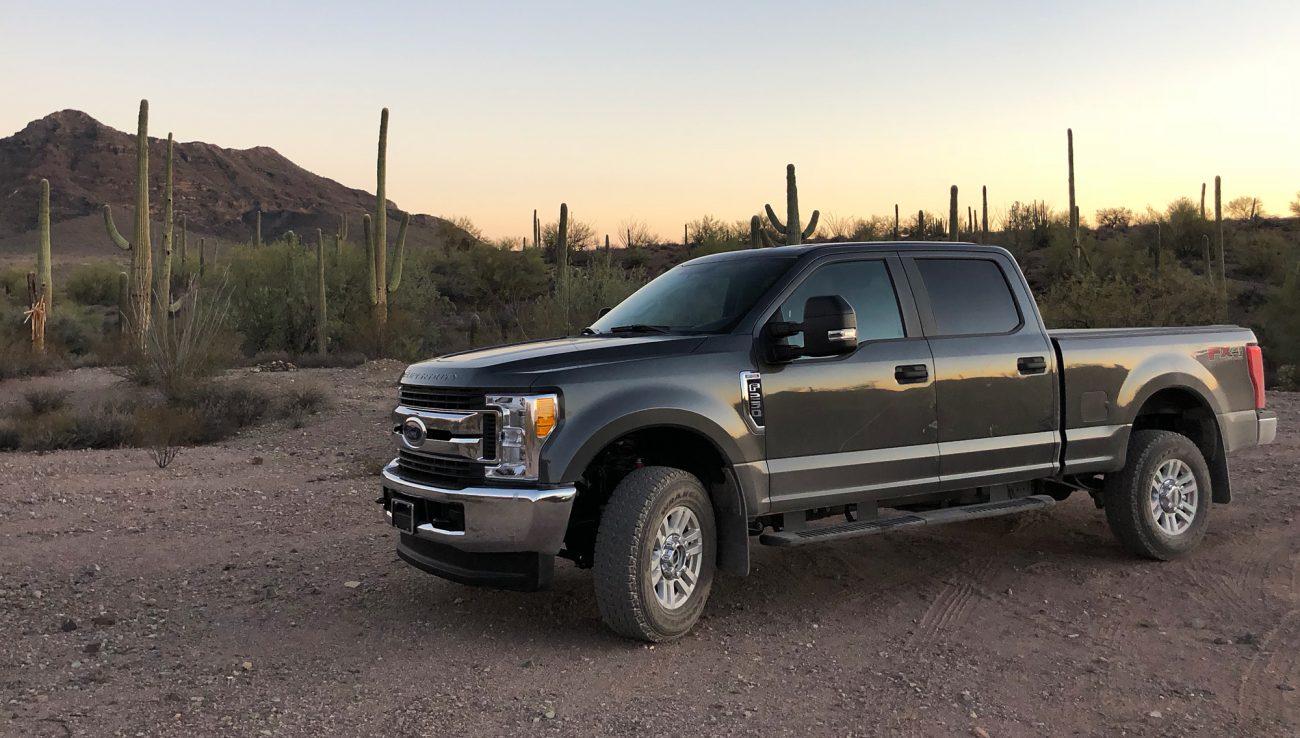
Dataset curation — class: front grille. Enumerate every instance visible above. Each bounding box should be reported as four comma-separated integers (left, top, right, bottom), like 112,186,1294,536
398,385,485,411
397,449,485,489
481,412,498,461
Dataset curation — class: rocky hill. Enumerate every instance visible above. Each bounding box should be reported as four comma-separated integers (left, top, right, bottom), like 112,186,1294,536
0,109,473,257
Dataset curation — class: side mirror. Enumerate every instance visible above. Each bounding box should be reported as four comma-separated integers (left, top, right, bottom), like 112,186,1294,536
801,295,858,357
598,306,612,317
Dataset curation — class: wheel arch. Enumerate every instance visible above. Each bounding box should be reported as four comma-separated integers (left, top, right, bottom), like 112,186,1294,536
1129,385,1231,503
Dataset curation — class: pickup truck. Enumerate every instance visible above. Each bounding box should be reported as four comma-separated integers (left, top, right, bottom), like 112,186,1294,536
380,242,1277,641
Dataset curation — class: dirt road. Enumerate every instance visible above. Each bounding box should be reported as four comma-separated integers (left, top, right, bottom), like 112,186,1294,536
2,365,1296,737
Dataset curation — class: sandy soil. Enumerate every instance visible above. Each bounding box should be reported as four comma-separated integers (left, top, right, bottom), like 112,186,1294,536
1,365,1296,737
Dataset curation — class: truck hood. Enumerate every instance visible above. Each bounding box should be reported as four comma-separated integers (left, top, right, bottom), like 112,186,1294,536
400,334,708,389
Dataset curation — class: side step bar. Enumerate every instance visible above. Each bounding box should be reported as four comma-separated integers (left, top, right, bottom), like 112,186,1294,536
759,495,1056,548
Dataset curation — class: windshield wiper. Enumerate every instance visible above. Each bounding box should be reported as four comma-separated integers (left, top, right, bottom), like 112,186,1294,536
608,324,673,335
580,327,599,335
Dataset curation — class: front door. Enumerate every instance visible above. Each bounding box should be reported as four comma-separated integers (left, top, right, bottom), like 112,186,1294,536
759,255,939,512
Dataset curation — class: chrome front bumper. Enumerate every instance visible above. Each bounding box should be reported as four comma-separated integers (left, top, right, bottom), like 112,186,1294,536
380,462,576,554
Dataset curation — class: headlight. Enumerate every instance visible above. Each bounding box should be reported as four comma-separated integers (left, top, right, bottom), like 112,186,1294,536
485,393,559,481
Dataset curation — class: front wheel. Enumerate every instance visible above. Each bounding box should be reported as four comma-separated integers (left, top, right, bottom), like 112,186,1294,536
1103,429,1211,560
593,466,716,642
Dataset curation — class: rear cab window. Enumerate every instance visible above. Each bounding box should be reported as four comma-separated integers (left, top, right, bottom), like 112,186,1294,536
914,258,1021,336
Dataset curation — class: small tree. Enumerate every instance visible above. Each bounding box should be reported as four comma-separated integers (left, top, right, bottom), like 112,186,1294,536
1095,207,1133,229
1289,191,1300,217
1225,196,1265,220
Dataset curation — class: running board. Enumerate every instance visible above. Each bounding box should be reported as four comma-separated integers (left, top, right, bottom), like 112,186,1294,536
759,495,1056,548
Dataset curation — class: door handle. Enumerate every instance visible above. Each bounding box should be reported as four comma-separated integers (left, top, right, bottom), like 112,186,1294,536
894,364,929,384
1017,356,1047,375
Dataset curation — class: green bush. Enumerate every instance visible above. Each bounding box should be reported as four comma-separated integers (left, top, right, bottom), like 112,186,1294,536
24,388,70,415
171,382,270,443
65,263,123,306
1039,265,1223,329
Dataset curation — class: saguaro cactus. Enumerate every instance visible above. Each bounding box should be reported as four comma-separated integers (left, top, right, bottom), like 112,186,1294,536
25,273,46,355
158,133,175,311
893,204,900,240
37,178,52,316
557,203,570,329
1200,182,1207,219
533,209,541,249
1214,175,1225,295
764,164,820,245
199,238,206,278
103,99,153,348
916,210,925,239
1068,128,1081,263
366,108,409,345
949,186,959,241
981,186,989,244
316,228,328,357
254,210,263,247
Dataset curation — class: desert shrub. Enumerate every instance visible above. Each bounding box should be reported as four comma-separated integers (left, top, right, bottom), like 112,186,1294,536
45,304,110,356
278,385,329,427
18,411,78,452
1039,265,1224,329
1262,265,1300,366
24,388,70,415
0,422,19,450
1233,231,1295,283
65,263,123,306
171,382,269,443
1095,207,1134,229
0,268,26,297
133,405,201,453
1276,365,1298,391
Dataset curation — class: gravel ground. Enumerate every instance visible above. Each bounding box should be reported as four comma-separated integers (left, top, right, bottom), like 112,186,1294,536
1,365,1297,737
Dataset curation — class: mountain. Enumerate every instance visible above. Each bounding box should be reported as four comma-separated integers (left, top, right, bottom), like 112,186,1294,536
0,109,475,257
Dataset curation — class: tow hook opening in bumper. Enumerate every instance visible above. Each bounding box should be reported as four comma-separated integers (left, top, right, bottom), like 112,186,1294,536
379,462,577,554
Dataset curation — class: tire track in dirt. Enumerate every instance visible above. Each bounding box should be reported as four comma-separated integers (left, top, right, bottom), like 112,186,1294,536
1235,608,1300,727
904,556,996,652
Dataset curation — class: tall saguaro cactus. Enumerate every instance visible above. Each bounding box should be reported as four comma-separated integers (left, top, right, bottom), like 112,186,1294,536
158,133,176,311
916,210,925,239
103,99,153,348
949,186,959,241
533,209,541,249
366,108,409,346
37,178,52,316
764,164,820,245
316,228,328,357
1214,175,1225,295
893,204,900,240
1068,128,1081,264
557,203,570,329
981,186,989,244
1200,182,1207,219
254,210,263,247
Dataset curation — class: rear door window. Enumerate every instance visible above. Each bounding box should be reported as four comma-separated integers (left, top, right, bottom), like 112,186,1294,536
915,258,1021,336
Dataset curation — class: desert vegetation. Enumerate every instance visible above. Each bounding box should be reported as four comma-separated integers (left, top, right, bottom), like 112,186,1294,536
3,100,1300,410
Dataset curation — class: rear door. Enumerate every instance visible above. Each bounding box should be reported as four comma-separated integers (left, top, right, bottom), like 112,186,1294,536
902,252,1059,489
758,253,939,511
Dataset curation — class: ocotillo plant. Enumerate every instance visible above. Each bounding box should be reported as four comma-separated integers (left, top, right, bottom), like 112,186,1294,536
1214,175,1225,295
764,164,819,244
366,108,409,344
981,186,989,244
103,99,153,348
893,204,900,240
557,203,570,329
316,228,327,357
949,186,959,241
37,178,52,317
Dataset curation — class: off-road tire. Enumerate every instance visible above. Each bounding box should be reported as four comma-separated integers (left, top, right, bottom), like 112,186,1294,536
1104,430,1211,560
593,466,716,642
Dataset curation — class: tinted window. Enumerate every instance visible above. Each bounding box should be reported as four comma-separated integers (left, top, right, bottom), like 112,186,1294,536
590,257,792,334
778,260,905,349
915,258,1020,335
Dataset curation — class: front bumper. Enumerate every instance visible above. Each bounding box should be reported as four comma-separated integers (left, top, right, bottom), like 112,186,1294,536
380,461,576,554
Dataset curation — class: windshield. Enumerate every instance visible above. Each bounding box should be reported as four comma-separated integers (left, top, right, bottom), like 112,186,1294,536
589,257,793,334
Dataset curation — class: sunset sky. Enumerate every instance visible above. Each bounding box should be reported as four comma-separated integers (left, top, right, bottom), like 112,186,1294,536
3,0,1298,240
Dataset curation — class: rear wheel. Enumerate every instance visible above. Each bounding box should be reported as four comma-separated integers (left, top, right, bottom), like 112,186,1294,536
1103,430,1211,560
593,466,716,642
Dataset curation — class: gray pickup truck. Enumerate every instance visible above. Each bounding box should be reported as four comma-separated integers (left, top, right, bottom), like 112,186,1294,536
380,242,1277,641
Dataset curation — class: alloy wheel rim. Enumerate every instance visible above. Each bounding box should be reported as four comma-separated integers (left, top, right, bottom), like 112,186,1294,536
1149,458,1198,536
650,505,703,610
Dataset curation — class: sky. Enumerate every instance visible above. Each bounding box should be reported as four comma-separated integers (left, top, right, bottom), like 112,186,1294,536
2,0,1298,240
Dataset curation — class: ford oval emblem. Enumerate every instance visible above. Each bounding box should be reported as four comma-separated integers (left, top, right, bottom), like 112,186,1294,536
401,417,427,448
